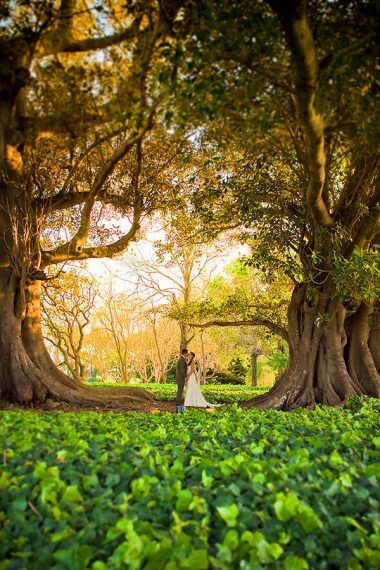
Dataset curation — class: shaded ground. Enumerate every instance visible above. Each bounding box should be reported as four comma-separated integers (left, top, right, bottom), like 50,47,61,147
0,398,177,414
0,384,270,413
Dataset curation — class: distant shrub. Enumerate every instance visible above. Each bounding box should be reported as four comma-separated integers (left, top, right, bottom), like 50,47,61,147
267,350,288,374
228,357,248,380
206,371,245,385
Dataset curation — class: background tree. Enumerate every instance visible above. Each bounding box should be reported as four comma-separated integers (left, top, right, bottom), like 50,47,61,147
126,210,223,350
89,284,180,383
96,287,142,383
136,305,180,383
175,258,290,384
84,324,116,383
42,269,95,382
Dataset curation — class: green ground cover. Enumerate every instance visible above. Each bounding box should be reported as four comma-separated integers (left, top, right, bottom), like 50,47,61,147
89,383,270,404
1,401,379,569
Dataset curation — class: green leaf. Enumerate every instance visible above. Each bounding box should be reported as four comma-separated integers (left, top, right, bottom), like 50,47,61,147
223,530,239,551
257,540,284,563
340,473,352,488
284,555,309,569
372,436,380,448
51,528,76,543
176,489,193,512
201,470,213,489
180,549,209,569
54,545,93,570
92,562,108,570
62,485,84,503
330,450,345,468
216,504,239,527
274,492,300,522
296,505,323,533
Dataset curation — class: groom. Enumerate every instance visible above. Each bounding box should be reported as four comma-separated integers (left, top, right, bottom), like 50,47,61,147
175,348,188,413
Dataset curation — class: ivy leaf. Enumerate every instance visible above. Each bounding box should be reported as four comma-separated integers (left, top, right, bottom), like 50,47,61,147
274,492,300,521
176,489,193,512
54,545,93,569
296,504,323,533
284,555,309,569
372,436,380,448
62,485,84,503
216,504,239,527
180,549,209,569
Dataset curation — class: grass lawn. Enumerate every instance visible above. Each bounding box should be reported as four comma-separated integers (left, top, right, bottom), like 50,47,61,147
89,382,271,404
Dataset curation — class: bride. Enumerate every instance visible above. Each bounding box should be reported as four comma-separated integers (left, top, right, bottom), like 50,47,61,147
184,352,219,408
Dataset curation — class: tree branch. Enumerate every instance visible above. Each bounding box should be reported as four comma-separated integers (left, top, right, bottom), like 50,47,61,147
35,187,137,213
268,0,333,227
73,117,152,247
41,109,154,264
319,31,378,75
41,209,141,266
39,0,142,56
189,319,289,343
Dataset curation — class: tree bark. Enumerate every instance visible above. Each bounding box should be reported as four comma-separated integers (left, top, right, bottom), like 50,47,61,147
242,282,380,410
0,271,153,406
251,347,261,387
180,322,189,351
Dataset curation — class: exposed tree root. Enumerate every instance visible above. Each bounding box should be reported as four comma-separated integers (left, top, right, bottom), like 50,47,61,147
241,290,380,410
0,272,154,408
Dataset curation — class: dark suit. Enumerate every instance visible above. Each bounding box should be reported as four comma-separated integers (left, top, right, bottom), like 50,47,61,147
175,355,187,405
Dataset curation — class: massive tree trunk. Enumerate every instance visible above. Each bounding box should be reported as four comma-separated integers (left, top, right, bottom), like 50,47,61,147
0,270,153,406
242,282,380,410
0,19,156,408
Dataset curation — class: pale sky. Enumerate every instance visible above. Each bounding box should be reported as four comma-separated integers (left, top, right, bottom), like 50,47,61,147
82,216,249,298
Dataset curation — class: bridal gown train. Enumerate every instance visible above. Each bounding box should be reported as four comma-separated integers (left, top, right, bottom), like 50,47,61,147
184,371,219,408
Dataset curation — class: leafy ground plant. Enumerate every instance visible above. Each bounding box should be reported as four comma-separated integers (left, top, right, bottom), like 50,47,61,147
0,402,379,569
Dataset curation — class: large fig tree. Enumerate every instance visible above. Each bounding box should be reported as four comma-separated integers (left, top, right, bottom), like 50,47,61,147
181,0,380,408
0,0,185,406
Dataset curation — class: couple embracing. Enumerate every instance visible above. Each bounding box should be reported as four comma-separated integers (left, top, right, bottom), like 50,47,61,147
175,348,218,412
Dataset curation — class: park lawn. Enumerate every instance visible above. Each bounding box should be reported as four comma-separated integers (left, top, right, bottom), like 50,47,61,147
1,401,379,569
89,383,270,404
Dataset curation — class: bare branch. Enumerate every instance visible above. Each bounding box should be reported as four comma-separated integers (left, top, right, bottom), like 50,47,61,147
73,113,153,249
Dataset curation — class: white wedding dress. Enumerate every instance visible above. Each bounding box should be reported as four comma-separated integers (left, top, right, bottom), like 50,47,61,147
184,367,219,408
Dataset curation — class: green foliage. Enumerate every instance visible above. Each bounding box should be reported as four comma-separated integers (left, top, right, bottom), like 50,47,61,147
1,402,380,568
178,1,380,310
266,350,289,375
205,372,245,386
334,246,380,303
228,357,248,381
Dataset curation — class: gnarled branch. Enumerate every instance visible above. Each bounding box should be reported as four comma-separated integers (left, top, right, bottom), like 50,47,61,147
41,209,141,267
189,319,289,343
268,0,332,227
39,0,142,56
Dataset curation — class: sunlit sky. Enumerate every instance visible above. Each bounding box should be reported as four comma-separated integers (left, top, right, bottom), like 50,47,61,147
77,214,249,298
